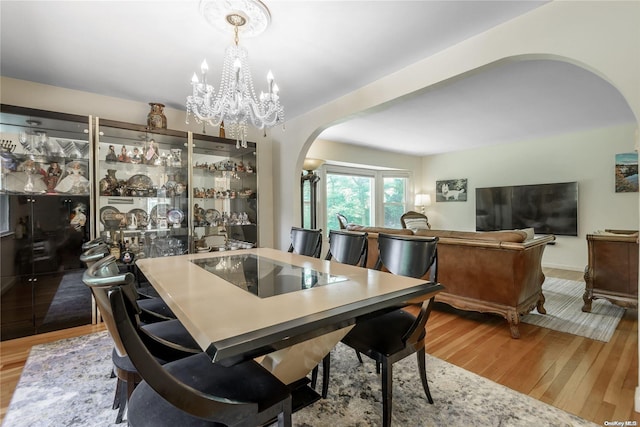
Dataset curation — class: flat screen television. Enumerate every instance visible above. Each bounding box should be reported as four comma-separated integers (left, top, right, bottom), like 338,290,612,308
476,182,578,236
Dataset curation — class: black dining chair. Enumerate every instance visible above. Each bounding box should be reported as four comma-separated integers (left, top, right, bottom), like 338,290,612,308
80,242,110,267
109,285,293,427
82,236,105,251
311,229,369,396
336,233,439,427
83,254,201,423
324,229,368,267
80,244,176,323
288,226,323,258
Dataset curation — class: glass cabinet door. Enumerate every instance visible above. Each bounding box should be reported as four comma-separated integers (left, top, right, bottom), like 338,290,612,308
95,119,189,260
0,105,92,340
191,133,258,251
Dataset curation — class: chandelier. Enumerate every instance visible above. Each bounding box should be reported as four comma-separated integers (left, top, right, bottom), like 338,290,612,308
186,0,284,148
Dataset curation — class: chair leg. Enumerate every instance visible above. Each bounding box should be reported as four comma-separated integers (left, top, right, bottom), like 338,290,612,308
355,350,363,363
114,380,127,424
310,366,319,389
417,348,434,404
112,378,122,409
277,395,293,427
381,359,393,427
321,354,330,399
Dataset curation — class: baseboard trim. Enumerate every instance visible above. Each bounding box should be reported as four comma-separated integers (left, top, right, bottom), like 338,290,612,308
542,263,584,272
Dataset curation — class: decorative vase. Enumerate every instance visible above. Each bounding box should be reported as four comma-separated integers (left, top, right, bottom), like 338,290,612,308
147,103,167,129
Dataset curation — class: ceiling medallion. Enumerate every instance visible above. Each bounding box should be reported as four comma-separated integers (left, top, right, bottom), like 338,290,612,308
199,0,271,38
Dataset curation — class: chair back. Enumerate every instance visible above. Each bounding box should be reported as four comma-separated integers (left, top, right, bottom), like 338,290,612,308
375,233,438,282
82,236,105,251
82,254,138,357
80,243,110,267
375,233,439,345
336,213,349,229
109,286,260,424
288,227,323,258
400,210,431,231
325,230,368,267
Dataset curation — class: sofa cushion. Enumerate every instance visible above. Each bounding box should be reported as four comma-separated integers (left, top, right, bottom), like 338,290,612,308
402,217,430,232
519,228,535,241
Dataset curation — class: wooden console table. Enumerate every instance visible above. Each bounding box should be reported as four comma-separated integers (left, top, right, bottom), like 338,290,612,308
583,229,638,312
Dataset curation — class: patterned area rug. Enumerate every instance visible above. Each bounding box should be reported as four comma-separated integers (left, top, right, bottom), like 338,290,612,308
41,270,91,326
521,277,625,342
3,331,597,427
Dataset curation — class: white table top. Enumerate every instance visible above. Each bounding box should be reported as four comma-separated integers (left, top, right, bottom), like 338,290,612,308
136,247,442,363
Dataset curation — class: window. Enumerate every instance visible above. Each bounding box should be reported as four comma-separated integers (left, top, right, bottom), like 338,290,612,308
322,165,411,231
383,176,408,227
325,171,374,231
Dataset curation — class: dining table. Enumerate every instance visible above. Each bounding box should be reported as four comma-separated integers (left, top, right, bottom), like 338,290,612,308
135,247,443,409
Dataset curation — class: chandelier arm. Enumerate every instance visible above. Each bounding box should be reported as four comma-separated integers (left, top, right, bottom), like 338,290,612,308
186,1,283,148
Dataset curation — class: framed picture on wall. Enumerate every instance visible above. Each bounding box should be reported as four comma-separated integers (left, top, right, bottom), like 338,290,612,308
436,178,468,202
615,152,638,193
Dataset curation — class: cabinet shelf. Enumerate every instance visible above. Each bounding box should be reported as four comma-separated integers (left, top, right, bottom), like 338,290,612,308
96,119,259,256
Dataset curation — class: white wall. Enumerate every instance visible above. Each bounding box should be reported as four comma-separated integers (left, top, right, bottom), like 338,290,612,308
273,1,640,252
422,123,638,271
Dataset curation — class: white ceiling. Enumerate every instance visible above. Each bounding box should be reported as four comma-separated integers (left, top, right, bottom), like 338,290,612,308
1,1,635,156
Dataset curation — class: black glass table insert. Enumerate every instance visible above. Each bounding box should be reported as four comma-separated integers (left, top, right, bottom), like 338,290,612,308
191,254,348,298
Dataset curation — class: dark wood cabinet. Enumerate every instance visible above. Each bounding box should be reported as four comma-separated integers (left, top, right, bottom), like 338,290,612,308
1,105,93,340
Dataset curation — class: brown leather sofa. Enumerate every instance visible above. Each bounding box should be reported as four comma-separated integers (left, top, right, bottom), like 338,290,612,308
346,225,555,338
583,229,638,311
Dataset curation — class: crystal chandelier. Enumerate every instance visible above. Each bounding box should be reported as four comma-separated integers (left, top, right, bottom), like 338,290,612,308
186,0,284,148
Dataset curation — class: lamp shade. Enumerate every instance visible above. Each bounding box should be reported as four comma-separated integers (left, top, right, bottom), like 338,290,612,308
415,193,431,207
303,158,325,171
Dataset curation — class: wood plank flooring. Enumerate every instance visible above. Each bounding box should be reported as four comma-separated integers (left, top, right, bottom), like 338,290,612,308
1,268,638,425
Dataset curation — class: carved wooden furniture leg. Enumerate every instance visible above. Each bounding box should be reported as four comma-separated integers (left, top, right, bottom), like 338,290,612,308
507,311,520,339
536,293,547,314
582,266,594,312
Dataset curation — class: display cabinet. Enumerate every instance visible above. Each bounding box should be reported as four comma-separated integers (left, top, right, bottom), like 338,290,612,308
0,105,93,340
94,118,190,261
191,133,258,251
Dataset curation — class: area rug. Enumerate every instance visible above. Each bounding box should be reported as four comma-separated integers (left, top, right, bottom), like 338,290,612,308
40,270,92,326
3,332,596,427
521,277,625,342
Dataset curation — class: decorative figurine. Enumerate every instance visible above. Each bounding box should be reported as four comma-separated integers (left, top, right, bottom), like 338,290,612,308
130,147,142,164
70,203,87,231
118,145,130,163
45,161,62,193
120,250,135,264
144,139,158,165
55,161,90,194
106,145,118,162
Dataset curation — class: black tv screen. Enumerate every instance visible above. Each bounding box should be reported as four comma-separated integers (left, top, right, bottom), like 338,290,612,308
476,182,578,236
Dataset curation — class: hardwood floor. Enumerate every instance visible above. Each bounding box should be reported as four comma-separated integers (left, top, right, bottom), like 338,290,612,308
1,268,638,424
